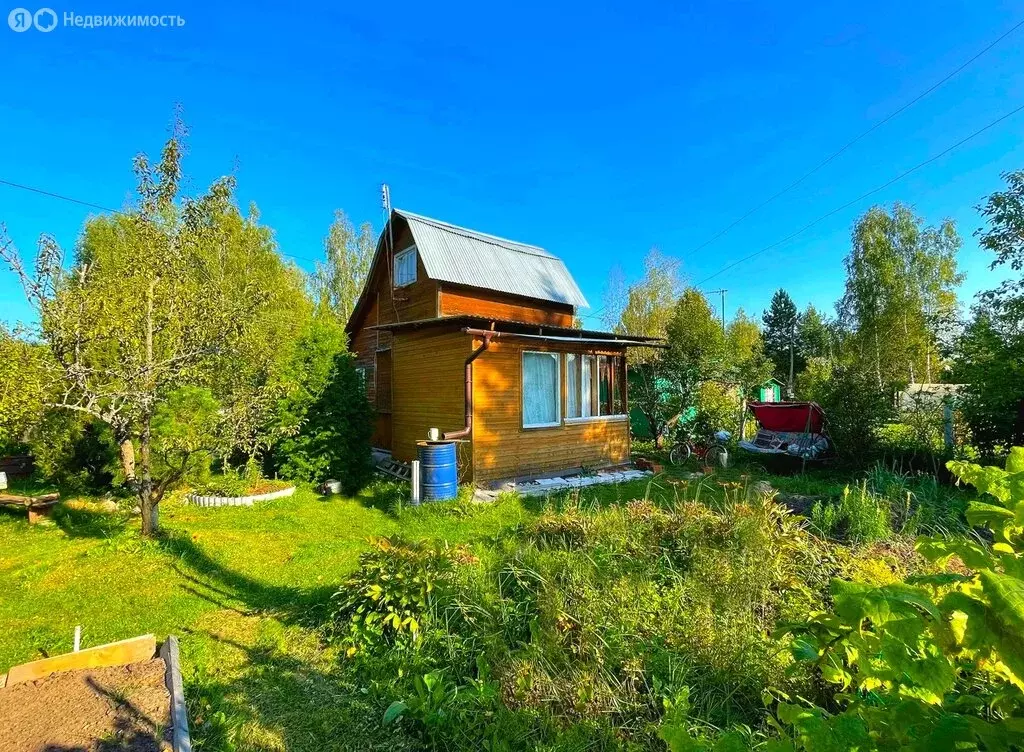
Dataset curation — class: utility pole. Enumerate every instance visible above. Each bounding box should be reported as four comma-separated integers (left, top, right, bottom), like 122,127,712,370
708,289,727,330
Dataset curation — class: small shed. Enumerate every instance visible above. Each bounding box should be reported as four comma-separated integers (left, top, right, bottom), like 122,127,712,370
758,378,783,403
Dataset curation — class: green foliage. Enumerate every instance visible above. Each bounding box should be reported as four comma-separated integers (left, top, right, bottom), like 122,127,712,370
0,329,51,450
657,288,729,443
0,120,320,533
273,352,373,492
726,310,773,400
810,481,891,544
342,495,830,749
838,203,962,390
310,209,375,323
331,537,468,653
27,412,118,492
975,168,1024,319
953,309,1024,457
671,450,1024,750
609,252,684,446
692,380,741,441
266,312,349,467
796,305,831,364
813,364,893,463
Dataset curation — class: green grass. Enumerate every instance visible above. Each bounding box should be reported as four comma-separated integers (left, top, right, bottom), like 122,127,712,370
0,460,973,751
0,484,530,751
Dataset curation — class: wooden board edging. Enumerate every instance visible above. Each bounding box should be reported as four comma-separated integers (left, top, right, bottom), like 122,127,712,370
6,634,156,685
159,636,192,752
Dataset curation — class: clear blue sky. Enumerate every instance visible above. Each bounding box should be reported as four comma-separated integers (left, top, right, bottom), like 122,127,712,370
2,0,1023,329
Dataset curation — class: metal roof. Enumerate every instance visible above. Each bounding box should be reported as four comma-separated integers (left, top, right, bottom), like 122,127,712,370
395,209,590,308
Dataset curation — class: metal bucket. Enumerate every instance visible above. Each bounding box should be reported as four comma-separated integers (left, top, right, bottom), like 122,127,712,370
416,441,458,502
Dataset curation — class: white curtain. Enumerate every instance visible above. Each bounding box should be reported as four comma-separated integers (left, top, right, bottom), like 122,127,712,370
581,355,595,417
566,354,580,418
523,352,559,426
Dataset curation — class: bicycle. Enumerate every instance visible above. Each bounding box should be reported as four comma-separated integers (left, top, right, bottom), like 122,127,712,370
668,433,729,469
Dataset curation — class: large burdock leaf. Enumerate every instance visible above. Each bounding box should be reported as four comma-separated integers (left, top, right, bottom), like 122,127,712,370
978,570,1024,690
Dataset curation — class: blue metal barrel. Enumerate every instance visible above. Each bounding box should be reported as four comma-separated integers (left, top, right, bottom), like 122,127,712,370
417,441,458,501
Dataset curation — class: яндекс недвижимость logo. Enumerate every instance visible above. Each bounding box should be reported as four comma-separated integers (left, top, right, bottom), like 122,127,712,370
8,7,56,31
7,8,184,30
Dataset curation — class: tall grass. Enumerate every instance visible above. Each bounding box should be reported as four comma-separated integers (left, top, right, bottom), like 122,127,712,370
809,463,968,543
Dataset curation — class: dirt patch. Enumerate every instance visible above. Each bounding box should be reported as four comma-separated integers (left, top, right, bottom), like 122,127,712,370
0,658,172,752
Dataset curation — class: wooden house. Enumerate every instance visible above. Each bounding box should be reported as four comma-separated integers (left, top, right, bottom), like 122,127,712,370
346,210,660,484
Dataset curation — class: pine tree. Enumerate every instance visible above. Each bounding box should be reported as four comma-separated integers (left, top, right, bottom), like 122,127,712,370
762,289,800,396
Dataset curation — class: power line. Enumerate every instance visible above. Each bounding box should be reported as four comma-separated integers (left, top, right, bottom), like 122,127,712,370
696,102,1024,286
0,179,119,213
683,18,1024,259
0,177,319,264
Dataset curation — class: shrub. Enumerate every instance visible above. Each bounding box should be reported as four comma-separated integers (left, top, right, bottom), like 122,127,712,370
28,411,118,492
667,448,1024,750
814,365,894,465
331,537,472,654
272,352,373,493
692,381,740,441
809,480,892,544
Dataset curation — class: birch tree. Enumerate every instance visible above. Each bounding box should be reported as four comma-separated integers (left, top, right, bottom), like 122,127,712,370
839,204,962,389
311,210,375,323
609,249,682,445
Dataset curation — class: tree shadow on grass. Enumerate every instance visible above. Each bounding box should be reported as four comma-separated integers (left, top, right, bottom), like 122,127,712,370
157,530,338,630
182,630,404,752
152,533,396,749
352,480,407,517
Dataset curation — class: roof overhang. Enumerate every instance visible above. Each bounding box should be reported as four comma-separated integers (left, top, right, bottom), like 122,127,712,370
369,315,665,347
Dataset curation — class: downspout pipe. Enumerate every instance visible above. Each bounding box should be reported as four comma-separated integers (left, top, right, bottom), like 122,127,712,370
443,331,494,440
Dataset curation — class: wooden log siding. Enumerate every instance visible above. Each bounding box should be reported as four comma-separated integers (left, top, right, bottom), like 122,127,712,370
439,284,575,327
373,222,440,325
472,337,630,483
390,329,472,476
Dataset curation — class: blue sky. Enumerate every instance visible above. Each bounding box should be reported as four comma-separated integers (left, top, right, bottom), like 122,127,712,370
2,0,1023,329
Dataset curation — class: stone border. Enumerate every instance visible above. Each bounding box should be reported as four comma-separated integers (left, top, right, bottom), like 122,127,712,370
185,486,295,508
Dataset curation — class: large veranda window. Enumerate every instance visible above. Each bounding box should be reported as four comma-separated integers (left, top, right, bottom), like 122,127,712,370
522,351,561,428
566,353,626,419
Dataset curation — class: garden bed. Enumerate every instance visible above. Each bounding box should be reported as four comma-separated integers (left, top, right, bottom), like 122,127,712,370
0,636,190,752
186,483,295,508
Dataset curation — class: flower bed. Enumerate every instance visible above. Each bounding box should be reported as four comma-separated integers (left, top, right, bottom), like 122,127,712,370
186,484,295,508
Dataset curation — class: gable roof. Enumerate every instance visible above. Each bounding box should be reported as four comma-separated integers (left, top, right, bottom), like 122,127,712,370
396,209,589,308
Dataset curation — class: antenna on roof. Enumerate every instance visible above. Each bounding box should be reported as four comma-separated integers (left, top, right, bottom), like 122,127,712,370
381,183,391,214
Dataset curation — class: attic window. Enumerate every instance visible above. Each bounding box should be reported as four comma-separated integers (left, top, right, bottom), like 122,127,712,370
394,246,417,287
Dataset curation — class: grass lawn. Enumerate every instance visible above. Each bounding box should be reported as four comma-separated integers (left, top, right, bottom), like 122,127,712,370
0,458,961,750
0,484,531,751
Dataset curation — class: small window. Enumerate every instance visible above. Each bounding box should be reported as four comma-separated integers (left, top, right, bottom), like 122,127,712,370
597,355,626,416
394,246,417,287
522,351,560,428
566,353,597,419
354,366,368,391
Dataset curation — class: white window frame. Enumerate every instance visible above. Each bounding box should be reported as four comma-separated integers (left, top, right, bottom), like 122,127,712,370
521,351,561,429
565,353,629,424
394,245,417,287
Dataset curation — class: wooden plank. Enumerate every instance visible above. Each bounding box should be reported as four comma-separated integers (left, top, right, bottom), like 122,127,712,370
6,634,157,685
0,493,59,506
160,636,192,752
